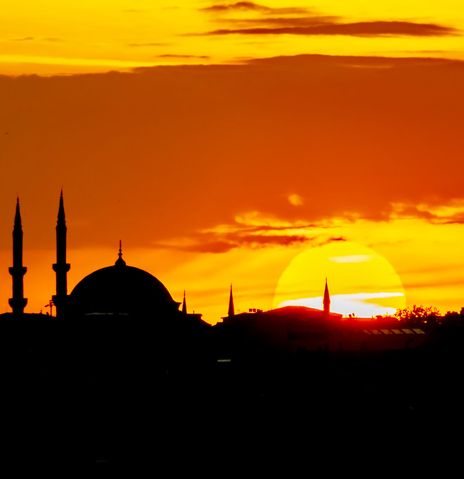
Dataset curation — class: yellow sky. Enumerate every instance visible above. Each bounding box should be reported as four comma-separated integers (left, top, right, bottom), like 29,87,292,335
0,1,463,75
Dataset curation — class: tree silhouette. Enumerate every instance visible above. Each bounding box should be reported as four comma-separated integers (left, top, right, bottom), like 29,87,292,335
395,305,440,325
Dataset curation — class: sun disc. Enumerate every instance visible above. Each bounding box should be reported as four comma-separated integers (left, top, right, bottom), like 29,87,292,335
272,241,406,318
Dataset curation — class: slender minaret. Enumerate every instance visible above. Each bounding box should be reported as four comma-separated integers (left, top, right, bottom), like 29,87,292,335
9,198,28,316
228,284,235,317
323,278,331,317
52,191,70,318
182,290,187,314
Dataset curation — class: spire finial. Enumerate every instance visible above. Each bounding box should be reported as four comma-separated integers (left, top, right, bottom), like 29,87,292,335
14,197,22,227
182,290,187,314
228,283,235,317
115,240,126,267
323,277,331,316
57,189,66,224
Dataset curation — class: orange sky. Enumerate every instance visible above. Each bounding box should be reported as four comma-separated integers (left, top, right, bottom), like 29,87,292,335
0,3,463,322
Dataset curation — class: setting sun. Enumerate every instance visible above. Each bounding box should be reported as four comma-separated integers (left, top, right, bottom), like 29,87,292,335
272,241,406,318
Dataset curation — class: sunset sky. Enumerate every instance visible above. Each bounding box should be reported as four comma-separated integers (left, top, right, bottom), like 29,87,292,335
1,2,464,322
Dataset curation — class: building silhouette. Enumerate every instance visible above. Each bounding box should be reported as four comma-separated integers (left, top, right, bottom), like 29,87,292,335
0,193,463,467
0,194,432,354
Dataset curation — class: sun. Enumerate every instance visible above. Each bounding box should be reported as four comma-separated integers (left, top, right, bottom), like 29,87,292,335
272,241,406,318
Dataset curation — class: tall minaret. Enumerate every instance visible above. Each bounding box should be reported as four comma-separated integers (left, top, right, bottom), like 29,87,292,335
182,290,187,314
228,284,235,317
323,278,331,317
9,198,28,316
52,191,70,318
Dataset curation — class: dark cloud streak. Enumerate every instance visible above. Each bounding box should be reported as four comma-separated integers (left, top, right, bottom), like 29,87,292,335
156,54,210,60
201,2,309,14
205,21,457,37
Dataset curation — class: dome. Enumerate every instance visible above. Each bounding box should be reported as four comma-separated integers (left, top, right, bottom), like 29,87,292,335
68,250,180,317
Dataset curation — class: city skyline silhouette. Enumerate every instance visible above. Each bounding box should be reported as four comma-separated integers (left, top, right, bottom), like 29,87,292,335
1,192,453,324
1,2,464,470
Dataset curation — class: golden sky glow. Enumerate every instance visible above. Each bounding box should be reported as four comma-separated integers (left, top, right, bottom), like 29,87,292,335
1,3,464,323
0,1,463,74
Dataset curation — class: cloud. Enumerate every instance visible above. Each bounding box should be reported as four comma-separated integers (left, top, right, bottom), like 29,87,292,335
281,292,404,317
127,42,170,47
201,2,269,12
390,201,464,224
12,37,35,42
288,194,304,207
330,255,371,264
156,234,344,254
205,20,457,37
201,2,308,15
9,36,63,43
198,2,458,38
156,54,211,60
153,212,346,253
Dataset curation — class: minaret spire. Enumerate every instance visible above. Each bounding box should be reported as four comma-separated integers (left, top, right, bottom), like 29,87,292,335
115,240,126,267
323,278,331,317
182,290,187,314
52,190,70,318
228,284,235,317
9,198,28,316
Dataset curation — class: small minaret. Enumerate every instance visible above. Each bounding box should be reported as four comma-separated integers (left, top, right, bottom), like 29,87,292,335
115,240,126,267
323,278,331,317
52,191,70,318
182,290,187,314
228,284,235,317
9,198,28,316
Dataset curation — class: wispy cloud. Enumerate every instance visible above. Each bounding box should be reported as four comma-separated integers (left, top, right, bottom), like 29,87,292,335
390,201,464,224
205,20,457,37
198,2,457,38
201,2,308,15
9,36,63,43
288,194,304,207
156,54,210,60
127,42,170,48
281,292,405,317
153,211,345,253
11,36,35,42
330,255,372,264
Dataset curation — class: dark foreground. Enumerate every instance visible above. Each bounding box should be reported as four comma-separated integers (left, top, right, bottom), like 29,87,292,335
1,320,463,471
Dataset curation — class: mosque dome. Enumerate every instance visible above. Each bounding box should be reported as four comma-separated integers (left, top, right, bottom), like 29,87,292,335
68,246,180,317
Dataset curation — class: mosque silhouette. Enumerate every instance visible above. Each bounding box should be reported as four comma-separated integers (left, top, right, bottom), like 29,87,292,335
1,193,464,467
3,193,207,329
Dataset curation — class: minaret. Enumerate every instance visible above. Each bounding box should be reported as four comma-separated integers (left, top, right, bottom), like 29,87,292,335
9,198,28,316
323,278,331,317
52,191,70,318
182,290,187,314
228,284,235,317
